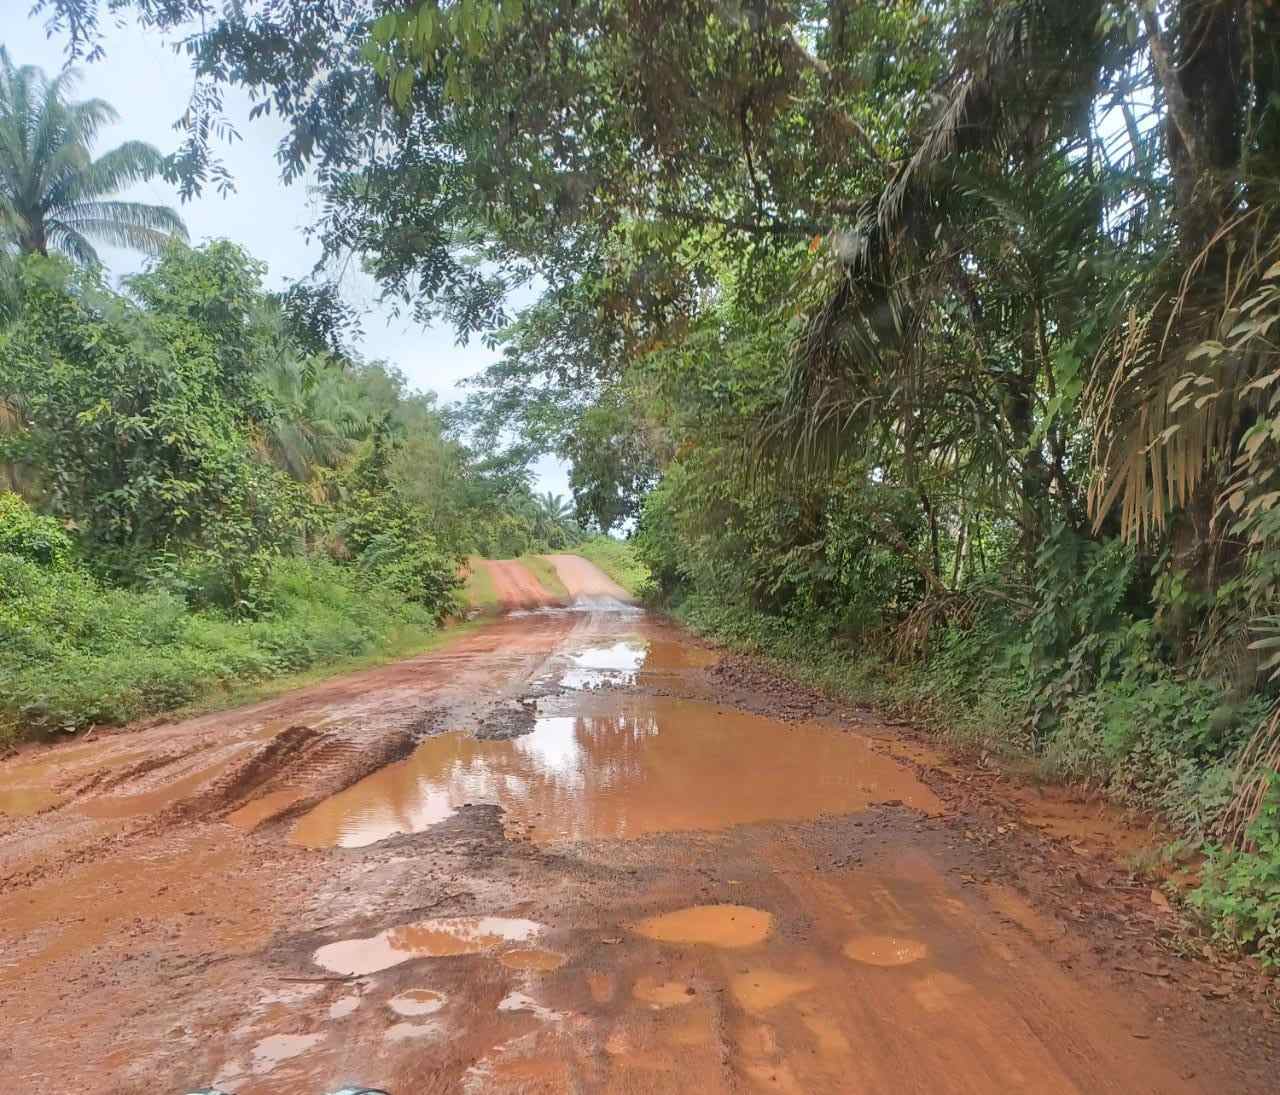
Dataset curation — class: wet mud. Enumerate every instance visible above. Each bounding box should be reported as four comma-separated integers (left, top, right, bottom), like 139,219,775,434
0,554,1277,1093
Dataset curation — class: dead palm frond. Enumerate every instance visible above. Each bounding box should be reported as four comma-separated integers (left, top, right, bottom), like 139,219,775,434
1220,702,1280,851
1087,210,1280,543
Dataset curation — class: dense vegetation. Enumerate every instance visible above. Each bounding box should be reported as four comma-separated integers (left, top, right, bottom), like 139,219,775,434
23,0,1280,957
0,239,590,739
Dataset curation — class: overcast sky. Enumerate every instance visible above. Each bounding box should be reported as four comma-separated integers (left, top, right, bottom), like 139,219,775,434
5,11,569,495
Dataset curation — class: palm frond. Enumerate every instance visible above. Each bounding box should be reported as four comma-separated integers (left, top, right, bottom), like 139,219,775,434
44,221,99,266
61,140,168,202
0,51,185,263
58,206,187,256
1088,211,1280,541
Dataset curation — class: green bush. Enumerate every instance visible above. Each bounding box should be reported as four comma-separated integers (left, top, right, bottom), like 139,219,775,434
356,531,459,616
0,552,438,742
1188,776,1280,966
0,492,73,567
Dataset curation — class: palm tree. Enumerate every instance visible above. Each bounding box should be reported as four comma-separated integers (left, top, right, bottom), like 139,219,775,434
0,49,187,266
535,491,575,525
530,490,580,547
255,348,371,495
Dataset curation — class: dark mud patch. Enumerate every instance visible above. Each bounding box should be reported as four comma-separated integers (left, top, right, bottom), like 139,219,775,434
700,655,851,722
474,699,539,740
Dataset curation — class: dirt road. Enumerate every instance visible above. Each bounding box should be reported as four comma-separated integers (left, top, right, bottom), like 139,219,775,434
0,555,1275,1093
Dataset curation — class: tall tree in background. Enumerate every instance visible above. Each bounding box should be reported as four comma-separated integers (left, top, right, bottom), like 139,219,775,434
0,48,186,265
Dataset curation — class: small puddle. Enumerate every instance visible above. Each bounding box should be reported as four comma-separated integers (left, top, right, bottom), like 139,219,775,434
291,693,939,848
497,990,562,1020
249,1033,323,1075
388,988,447,1017
328,995,361,1020
385,1021,439,1042
498,947,566,972
633,904,773,948
313,916,543,975
556,635,717,690
560,639,647,690
843,935,928,967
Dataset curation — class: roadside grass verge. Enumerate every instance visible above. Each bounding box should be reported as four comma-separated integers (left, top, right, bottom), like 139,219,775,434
0,553,464,746
574,536,653,599
461,556,501,614
519,554,570,600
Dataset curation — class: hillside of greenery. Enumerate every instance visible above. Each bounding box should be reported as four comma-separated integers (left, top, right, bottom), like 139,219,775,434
21,0,1280,958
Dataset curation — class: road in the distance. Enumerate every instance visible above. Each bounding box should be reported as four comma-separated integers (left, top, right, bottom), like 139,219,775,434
0,555,1272,1093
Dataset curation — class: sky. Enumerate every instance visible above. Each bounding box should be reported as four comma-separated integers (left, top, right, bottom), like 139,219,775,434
5,11,570,495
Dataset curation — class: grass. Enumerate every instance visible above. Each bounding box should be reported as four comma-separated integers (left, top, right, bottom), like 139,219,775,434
574,536,653,598
0,553,462,745
461,555,500,614
155,617,482,728
519,553,570,600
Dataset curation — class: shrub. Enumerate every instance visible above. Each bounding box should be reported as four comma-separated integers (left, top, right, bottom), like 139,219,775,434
0,552,438,742
0,492,73,567
1188,775,1280,966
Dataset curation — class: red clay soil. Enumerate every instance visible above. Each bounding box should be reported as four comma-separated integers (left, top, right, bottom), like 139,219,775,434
0,579,1276,1093
480,558,565,610
546,552,633,602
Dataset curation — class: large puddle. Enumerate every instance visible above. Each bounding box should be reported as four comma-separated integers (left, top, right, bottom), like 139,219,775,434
290,689,939,848
313,915,543,975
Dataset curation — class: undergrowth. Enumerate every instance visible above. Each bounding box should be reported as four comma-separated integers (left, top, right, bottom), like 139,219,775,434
0,551,441,743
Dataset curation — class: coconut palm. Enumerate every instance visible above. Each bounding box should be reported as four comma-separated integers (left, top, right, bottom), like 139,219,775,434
0,48,187,265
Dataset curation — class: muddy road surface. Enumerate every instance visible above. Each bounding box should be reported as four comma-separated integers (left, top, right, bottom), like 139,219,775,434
1,555,1276,1093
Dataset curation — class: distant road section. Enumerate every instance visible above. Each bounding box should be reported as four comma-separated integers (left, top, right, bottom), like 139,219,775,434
473,554,633,612
546,553,633,603
479,558,561,610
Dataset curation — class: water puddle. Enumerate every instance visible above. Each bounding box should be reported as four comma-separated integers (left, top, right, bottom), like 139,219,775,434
249,1033,323,1075
388,988,447,1017
633,904,773,948
497,990,563,1021
313,916,543,975
560,636,718,690
328,995,361,1020
560,639,647,690
498,947,566,972
291,694,939,848
731,970,815,1011
226,789,306,831
843,935,928,967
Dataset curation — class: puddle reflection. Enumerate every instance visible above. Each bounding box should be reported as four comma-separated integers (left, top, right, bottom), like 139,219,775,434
291,685,940,849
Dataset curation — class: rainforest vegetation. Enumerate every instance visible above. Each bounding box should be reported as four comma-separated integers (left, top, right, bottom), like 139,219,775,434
0,54,588,739
13,0,1280,957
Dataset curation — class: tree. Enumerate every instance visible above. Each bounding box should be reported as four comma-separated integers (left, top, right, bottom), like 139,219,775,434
0,48,186,265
